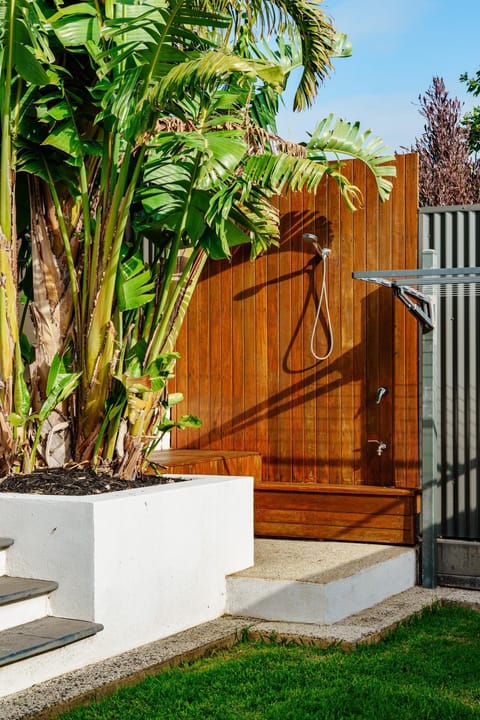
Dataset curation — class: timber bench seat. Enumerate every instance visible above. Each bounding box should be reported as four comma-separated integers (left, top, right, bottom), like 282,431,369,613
149,452,419,545
254,483,420,546
149,449,262,484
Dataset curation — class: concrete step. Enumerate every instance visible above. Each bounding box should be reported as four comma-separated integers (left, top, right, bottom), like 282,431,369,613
0,541,104,675
0,616,104,667
226,539,417,625
0,576,59,632
0,576,58,606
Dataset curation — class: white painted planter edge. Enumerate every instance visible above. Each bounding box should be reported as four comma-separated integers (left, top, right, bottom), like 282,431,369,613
0,473,253,695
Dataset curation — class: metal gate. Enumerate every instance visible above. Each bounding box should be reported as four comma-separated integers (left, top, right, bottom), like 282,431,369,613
419,205,480,588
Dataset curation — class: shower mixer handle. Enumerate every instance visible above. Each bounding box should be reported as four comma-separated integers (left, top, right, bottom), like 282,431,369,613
368,439,387,456
376,386,388,404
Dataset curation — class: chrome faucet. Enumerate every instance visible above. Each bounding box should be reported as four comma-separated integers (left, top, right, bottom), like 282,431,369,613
368,440,387,456
376,386,388,405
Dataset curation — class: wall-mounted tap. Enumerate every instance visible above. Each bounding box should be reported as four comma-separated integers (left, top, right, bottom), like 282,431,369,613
368,440,387,456
376,386,388,405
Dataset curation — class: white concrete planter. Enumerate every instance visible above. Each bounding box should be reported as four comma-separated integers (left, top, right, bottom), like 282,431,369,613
0,474,253,695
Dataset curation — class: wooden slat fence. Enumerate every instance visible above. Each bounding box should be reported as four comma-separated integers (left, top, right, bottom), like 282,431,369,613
172,153,420,544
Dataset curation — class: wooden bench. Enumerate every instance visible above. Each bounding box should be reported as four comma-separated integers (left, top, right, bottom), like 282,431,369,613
254,482,420,545
149,449,262,483
149,451,419,545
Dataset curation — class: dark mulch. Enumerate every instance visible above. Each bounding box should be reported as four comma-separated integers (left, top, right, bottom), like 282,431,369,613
0,467,184,496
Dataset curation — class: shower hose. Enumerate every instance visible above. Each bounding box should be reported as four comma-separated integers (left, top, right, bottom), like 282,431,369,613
310,250,334,361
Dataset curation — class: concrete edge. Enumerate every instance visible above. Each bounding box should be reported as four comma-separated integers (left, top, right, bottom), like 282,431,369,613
3,586,480,720
0,617,249,720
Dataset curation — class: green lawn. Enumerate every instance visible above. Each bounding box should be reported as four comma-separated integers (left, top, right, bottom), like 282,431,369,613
57,604,480,720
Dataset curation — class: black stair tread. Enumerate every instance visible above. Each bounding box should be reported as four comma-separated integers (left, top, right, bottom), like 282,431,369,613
0,538,13,550
0,616,104,667
0,576,58,606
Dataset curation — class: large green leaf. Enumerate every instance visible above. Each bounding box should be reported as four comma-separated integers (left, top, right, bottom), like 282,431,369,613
116,252,155,311
307,114,396,202
13,44,52,85
49,3,100,46
155,50,284,105
244,152,329,194
42,122,83,158
41,354,81,422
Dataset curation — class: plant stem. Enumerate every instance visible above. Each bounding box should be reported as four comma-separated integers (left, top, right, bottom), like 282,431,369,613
145,152,201,364
45,165,81,337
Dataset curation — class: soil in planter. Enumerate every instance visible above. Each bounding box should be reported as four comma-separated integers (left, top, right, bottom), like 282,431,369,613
0,467,188,496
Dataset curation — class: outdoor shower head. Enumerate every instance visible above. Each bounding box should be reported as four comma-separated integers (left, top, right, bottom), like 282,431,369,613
303,233,330,259
303,233,321,254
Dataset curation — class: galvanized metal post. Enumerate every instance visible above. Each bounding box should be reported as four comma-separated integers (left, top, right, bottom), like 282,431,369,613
421,249,439,587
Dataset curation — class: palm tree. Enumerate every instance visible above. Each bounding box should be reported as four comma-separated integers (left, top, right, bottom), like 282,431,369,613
0,0,395,478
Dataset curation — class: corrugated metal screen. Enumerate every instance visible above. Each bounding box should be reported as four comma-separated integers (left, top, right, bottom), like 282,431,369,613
419,205,480,539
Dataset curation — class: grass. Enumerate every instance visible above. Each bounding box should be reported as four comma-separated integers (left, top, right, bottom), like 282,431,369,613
56,604,480,720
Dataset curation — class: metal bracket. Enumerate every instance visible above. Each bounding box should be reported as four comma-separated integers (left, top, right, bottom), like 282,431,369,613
392,285,435,332
352,271,436,332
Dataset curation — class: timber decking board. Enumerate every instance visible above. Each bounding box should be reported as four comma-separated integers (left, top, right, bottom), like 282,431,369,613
255,493,414,517
352,160,368,486
256,509,413,531
254,482,417,543
339,161,355,486
404,154,420,488
302,187,317,483
290,190,306,485
150,449,262,484
254,523,412,544
254,482,418,497
209,259,222,449
392,154,408,488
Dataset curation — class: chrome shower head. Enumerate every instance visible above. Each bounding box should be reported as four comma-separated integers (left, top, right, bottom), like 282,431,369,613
303,233,331,259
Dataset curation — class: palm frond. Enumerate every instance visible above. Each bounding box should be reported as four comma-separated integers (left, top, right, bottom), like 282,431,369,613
244,152,328,194
202,0,336,110
307,114,396,202
155,50,284,106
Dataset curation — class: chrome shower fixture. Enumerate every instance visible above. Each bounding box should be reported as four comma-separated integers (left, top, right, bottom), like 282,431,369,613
376,386,389,405
302,234,330,259
304,233,334,361
368,439,388,456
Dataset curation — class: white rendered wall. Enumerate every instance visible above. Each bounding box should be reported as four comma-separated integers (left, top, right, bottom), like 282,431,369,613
0,474,253,696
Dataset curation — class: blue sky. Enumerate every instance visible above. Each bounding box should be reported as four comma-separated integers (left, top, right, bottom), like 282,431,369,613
276,0,480,153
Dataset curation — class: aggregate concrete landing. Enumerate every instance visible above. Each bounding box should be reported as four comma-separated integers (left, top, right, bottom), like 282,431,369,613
2,586,479,720
233,538,411,584
226,539,416,624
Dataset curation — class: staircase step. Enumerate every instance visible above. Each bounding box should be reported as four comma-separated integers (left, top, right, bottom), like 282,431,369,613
0,616,104,667
227,539,417,625
0,576,58,606
0,538,13,551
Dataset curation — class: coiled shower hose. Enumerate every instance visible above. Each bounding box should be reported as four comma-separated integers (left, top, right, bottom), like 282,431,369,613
310,250,334,361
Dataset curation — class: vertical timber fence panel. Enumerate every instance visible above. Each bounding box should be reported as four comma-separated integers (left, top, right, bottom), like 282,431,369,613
171,154,420,544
